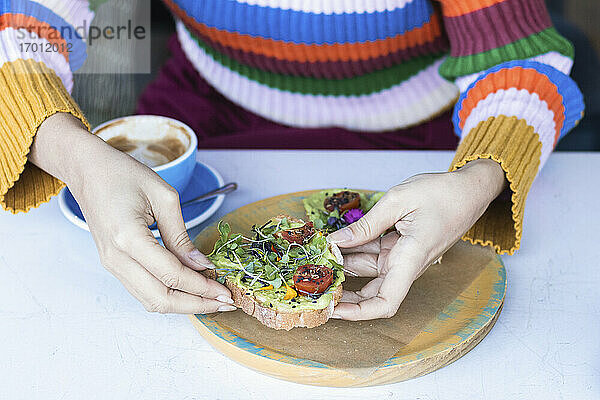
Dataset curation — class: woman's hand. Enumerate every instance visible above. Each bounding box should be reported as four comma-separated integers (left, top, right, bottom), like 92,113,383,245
29,113,235,314
328,159,506,320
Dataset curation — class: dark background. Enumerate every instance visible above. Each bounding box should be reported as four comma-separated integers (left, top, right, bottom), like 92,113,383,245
87,0,600,150
545,0,600,150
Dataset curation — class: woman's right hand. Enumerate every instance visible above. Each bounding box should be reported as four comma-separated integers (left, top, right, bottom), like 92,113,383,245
30,113,235,314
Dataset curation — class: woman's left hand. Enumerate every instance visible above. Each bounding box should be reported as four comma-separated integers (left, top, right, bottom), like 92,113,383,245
328,159,506,320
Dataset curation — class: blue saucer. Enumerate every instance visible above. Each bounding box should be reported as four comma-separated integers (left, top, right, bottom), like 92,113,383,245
58,160,225,238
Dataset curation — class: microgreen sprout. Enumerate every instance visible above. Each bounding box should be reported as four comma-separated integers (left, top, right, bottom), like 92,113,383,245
215,234,242,255
208,217,344,302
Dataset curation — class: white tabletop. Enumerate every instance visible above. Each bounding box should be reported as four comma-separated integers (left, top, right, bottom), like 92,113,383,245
1,150,598,400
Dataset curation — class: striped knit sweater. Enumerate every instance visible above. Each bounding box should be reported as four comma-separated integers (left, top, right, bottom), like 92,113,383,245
0,0,585,254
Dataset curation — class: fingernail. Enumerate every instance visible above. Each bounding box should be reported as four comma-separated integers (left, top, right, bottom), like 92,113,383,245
217,295,234,304
188,249,214,269
331,312,342,319
327,227,353,244
217,305,237,312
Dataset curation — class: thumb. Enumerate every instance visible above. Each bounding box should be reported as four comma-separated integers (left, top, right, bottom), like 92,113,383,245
152,188,214,271
333,235,423,320
327,195,400,248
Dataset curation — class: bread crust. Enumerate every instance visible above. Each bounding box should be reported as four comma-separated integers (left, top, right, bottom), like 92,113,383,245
206,215,344,330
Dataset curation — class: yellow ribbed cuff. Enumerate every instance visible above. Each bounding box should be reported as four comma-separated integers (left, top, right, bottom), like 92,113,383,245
450,115,542,255
0,59,90,213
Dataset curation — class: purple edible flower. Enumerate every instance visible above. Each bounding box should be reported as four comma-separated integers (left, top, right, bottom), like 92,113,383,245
343,208,364,224
327,216,338,226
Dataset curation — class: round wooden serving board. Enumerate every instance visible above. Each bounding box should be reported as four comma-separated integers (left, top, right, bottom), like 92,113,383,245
191,190,506,387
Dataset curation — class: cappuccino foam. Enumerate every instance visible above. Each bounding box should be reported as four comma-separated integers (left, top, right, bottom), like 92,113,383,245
97,117,192,168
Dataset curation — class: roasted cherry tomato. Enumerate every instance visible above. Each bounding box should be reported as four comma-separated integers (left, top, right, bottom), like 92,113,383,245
324,191,361,212
293,264,334,295
278,222,314,244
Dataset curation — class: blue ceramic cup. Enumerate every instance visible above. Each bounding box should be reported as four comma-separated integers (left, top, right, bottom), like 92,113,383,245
94,115,198,195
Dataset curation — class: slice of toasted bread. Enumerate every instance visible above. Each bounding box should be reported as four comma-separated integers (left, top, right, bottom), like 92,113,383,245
206,269,343,330
205,215,344,330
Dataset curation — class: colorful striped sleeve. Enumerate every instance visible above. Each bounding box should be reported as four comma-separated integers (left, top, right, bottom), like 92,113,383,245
438,0,585,254
0,0,92,213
